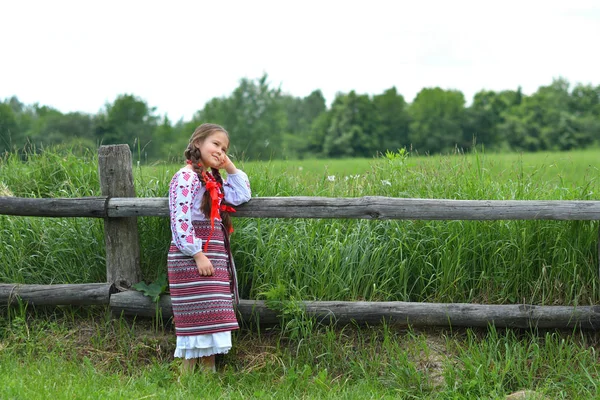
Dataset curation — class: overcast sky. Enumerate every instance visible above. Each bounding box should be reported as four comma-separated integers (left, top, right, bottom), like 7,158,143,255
2,0,599,121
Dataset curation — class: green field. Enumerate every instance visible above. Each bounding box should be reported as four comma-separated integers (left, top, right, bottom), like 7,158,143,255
1,148,598,304
1,147,600,398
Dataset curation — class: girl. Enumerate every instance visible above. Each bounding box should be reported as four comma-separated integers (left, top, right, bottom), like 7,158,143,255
167,123,251,373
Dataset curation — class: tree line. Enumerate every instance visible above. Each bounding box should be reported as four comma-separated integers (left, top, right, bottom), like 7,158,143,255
1,75,598,161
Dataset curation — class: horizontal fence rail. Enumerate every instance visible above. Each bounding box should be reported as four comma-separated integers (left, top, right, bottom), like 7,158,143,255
110,291,600,330
4,283,600,330
1,145,600,330
2,196,600,220
0,283,114,306
0,197,109,218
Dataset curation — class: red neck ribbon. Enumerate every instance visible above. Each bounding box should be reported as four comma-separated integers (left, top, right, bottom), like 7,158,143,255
200,169,236,252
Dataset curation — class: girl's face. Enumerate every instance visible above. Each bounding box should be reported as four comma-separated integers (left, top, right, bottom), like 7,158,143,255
198,131,229,169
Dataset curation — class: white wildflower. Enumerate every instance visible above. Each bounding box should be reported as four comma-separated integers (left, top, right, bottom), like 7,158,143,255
344,176,349,181
298,166,303,171
381,180,392,186
352,174,360,180
327,175,335,182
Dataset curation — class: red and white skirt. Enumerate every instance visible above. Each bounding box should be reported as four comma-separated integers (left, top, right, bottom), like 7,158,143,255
167,221,239,358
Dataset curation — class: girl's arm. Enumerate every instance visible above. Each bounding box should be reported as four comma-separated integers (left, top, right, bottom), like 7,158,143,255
221,157,251,206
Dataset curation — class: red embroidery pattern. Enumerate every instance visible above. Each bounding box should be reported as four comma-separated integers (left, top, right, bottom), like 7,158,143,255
167,222,239,336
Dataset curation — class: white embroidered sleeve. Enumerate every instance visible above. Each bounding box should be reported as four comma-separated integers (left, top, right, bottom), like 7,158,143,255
223,170,252,206
169,170,202,256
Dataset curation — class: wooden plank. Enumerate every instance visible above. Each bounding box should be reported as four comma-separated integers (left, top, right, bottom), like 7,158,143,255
109,291,600,329
107,197,167,217
2,196,600,221
0,197,107,217
98,145,141,290
0,283,113,306
106,197,600,221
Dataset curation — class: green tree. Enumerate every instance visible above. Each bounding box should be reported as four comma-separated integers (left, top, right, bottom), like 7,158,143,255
499,78,595,151
323,91,378,158
304,110,331,158
1,97,36,152
570,83,600,116
153,115,179,161
0,102,19,153
303,90,327,122
198,74,287,160
95,94,159,159
408,88,466,154
281,90,327,158
463,89,522,150
373,87,410,152
569,83,600,148
34,108,94,147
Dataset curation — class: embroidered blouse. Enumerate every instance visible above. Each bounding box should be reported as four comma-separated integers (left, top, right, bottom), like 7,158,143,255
169,167,251,256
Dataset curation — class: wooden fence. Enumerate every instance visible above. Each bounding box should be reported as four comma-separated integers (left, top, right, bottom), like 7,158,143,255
1,144,600,329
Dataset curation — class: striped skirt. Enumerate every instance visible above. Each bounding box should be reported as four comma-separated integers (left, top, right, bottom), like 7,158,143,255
167,220,239,337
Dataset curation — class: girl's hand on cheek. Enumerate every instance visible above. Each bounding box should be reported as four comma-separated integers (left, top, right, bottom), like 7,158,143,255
220,155,233,170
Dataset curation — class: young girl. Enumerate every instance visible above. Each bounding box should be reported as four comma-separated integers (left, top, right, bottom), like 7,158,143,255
167,123,251,373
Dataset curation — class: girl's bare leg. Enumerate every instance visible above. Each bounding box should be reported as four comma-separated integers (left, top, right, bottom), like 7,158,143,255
181,358,197,374
199,355,216,372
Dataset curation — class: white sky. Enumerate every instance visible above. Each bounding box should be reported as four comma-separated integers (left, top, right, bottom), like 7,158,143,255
1,0,599,121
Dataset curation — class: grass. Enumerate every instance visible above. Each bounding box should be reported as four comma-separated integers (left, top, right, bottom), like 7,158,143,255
0,147,598,305
1,146,600,397
2,306,600,399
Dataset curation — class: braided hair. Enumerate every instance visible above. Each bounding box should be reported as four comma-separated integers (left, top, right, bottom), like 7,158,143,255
184,123,233,235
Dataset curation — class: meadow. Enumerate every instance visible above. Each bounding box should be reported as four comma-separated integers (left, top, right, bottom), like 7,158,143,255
1,147,599,398
1,147,598,305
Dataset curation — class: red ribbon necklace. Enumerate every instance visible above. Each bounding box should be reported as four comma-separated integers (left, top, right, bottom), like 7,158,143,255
186,161,236,252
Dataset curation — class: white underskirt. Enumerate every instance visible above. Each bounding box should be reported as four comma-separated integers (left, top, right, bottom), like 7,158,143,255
174,331,232,359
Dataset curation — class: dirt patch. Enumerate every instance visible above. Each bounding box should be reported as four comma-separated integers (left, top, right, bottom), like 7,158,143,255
422,335,449,388
506,390,547,399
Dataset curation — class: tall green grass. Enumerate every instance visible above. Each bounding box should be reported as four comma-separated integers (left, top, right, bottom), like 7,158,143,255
0,147,598,306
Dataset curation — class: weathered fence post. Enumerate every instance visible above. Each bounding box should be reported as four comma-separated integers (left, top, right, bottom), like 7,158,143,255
98,145,142,290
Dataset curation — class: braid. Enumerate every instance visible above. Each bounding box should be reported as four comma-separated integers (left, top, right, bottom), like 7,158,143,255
184,145,205,176
210,168,233,234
